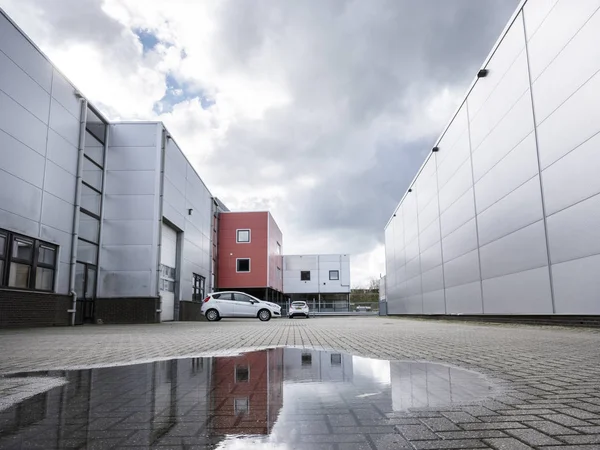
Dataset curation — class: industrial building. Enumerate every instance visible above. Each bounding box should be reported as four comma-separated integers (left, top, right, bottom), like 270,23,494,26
384,0,600,317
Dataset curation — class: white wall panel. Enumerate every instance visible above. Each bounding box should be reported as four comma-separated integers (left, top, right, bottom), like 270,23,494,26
162,202,185,232
445,282,483,314
547,193,600,265
0,169,41,221
104,195,156,220
536,69,600,169
106,146,157,170
542,132,600,216
421,265,444,293
420,242,442,274
419,217,441,253
46,130,78,176
418,198,439,234
438,159,472,214
0,90,47,155
405,294,423,314
405,256,421,280
99,271,154,297
44,160,76,204
479,220,548,280
102,220,155,246
474,133,538,213
477,176,544,246
48,98,79,148
109,123,159,147
436,105,468,169
0,50,50,122
50,69,80,119
102,245,155,271
482,266,553,314
402,195,419,242
441,218,478,262
422,290,445,314
0,129,45,188
443,249,481,289
415,160,438,212
552,253,600,314
41,193,73,233
105,170,156,196
440,188,475,238
437,133,470,191
0,208,38,237
523,0,560,41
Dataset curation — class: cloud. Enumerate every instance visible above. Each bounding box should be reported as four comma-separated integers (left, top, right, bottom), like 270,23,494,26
0,0,520,286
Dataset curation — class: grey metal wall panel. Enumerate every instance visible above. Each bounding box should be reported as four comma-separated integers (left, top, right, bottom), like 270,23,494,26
470,51,530,152
102,220,155,246
99,271,154,297
48,98,80,148
445,281,483,314
436,105,468,169
102,245,155,271
0,90,48,155
421,265,444,293
387,294,408,315
477,175,544,246
443,249,481,289
402,194,419,241
441,218,478,262
438,159,472,214
105,171,156,196
418,198,438,235
523,0,560,42
44,160,76,205
46,130,78,176
41,193,74,234
422,289,445,314
437,133,470,189
40,225,71,264
0,50,50,123
482,266,553,314
526,0,600,83
50,69,80,119
0,14,53,91
547,193,600,265
479,220,548,280
420,241,442,274
0,169,42,221
405,294,423,314
56,262,70,294
405,256,421,280
109,123,159,147
542,132,600,216
419,217,441,252
474,133,538,213
162,202,185,232
440,188,475,238
0,208,38,237
106,147,157,170
163,177,185,211
104,195,157,220
536,70,600,169
415,159,437,212
552,254,600,314
404,235,419,263
0,129,45,188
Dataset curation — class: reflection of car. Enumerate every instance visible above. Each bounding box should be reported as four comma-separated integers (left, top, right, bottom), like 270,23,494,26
355,305,372,312
201,291,281,322
288,301,310,319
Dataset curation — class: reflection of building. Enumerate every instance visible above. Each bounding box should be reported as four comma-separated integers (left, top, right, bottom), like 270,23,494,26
283,348,352,383
283,255,351,312
209,348,284,436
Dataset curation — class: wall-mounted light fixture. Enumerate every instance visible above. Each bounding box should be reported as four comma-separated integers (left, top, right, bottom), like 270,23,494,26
408,188,413,193
432,146,439,153
393,214,397,217
477,69,489,78
188,208,193,216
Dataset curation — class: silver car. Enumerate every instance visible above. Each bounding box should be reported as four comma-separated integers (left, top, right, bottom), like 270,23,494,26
201,291,282,322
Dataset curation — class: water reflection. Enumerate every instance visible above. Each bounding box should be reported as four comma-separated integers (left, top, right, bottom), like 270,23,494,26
0,349,494,449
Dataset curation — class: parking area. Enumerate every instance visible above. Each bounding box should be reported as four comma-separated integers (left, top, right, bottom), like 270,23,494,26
1,317,600,449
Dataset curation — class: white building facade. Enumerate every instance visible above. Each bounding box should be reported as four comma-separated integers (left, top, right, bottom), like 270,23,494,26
384,0,600,317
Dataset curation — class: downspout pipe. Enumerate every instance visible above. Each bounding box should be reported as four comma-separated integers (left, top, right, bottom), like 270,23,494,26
69,95,88,326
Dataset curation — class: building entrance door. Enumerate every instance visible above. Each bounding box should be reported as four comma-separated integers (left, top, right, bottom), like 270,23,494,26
75,262,97,324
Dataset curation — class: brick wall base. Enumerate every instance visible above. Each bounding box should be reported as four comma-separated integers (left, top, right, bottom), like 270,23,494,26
179,301,206,321
94,297,159,324
388,314,600,328
0,289,71,328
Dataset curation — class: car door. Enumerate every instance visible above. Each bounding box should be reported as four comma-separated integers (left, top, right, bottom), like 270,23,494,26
232,293,259,317
213,293,235,317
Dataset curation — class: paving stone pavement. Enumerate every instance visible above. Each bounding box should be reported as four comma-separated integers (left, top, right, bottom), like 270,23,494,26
1,316,600,449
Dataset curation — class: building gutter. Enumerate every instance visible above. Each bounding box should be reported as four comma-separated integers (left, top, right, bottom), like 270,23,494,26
68,96,88,325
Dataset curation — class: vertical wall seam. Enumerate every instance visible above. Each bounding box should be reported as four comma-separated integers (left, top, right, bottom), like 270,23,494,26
465,101,486,314
522,11,557,313
414,189,424,314
39,70,54,235
434,154,448,315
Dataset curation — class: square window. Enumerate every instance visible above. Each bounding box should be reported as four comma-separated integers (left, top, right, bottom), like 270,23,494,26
13,238,33,261
0,233,6,257
237,229,250,243
35,268,54,291
38,246,56,266
237,259,250,272
331,354,342,365
9,263,30,288
329,270,339,281
301,353,312,366
301,271,310,281
276,242,281,255
235,366,249,383
234,398,249,415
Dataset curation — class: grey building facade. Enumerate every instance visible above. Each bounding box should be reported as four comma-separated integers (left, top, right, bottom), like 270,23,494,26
384,0,600,317
0,9,215,327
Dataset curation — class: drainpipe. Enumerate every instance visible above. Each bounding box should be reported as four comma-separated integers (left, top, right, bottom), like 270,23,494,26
155,128,167,320
68,95,88,326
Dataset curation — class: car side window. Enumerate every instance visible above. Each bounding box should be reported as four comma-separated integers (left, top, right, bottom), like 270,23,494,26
234,293,253,303
215,293,233,301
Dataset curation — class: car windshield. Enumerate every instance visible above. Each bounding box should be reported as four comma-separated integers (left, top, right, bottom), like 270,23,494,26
292,302,306,307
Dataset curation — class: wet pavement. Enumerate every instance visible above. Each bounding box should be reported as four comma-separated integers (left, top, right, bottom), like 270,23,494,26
0,349,497,449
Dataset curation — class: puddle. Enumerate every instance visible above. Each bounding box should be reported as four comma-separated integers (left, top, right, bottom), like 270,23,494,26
0,348,496,449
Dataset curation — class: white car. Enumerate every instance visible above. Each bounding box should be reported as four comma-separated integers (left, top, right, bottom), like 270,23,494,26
201,291,281,322
288,301,310,319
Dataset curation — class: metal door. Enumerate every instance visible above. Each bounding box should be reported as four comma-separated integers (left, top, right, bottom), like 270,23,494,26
75,262,96,324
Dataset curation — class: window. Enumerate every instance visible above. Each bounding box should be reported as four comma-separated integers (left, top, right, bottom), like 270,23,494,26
301,271,310,281
160,264,176,293
235,365,249,383
301,353,312,366
331,354,342,366
192,273,206,301
276,242,281,255
0,229,57,292
234,293,253,303
234,398,249,415
329,270,339,281
236,258,250,272
236,229,250,243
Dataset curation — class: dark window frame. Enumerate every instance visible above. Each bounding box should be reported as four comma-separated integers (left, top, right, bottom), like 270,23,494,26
329,270,340,281
300,271,310,281
192,273,206,302
0,228,57,292
236,258,251,273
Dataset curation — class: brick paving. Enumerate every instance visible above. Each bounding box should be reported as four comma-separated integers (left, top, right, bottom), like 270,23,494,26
0,317,599,449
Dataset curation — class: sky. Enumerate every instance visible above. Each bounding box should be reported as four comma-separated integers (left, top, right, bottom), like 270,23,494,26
1,0,520,287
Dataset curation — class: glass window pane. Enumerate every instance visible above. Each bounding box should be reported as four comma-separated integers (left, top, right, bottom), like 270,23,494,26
0,260,4,283
77,240,98,265
81,183,101,216
83,158,103,191
329,270,339,281
0,233,6,257
86,267,96,298
12,238,33,261
84,130,105,166
237,259,250,272
86,107,106,144
35,267,54,290
9,263,30,288
237,230,250,242
235,366,249,383
75,263,85,297
38,245,56,266
79,213,99,243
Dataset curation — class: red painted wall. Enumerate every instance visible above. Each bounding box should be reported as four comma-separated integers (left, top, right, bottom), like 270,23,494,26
217,212,269,288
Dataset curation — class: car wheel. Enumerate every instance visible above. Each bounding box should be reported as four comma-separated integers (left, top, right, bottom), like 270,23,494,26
205,309,220,322
306,314,310,319
258,309,271,322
